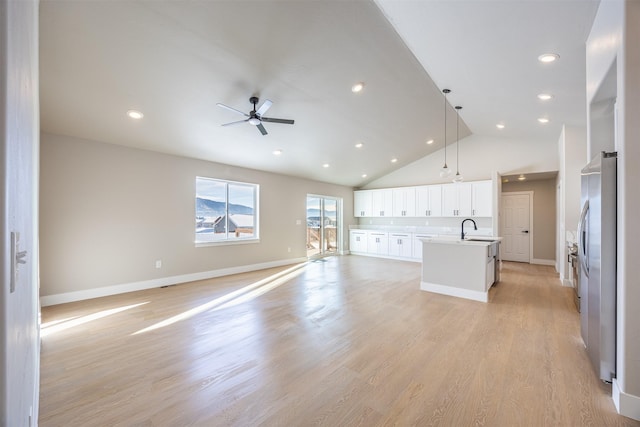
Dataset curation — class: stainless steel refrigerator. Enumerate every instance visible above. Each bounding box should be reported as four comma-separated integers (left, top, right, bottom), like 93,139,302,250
577,151,617,382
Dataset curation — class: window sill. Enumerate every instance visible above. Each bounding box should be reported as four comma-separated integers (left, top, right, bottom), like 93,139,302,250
195,238,260,248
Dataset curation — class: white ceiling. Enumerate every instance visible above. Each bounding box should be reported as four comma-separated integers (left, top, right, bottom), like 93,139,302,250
39,0,599,188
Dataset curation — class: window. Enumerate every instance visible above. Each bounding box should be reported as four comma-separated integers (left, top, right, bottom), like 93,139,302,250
195,177,259,244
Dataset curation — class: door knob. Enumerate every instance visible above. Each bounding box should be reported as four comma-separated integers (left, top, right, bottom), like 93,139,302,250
522,230,529,233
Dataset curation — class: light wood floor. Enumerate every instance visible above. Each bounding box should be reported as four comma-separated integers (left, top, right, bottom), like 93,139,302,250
39,256,640,426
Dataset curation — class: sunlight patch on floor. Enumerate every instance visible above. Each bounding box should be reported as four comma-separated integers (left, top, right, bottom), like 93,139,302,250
132,262,309,335
41,302,149,337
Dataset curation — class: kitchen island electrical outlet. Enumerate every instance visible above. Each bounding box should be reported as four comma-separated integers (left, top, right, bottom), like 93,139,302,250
155,260,162,269
296,219,301,225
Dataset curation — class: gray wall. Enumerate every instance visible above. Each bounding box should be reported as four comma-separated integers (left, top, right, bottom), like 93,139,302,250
502,178,556,261
40,133,355,299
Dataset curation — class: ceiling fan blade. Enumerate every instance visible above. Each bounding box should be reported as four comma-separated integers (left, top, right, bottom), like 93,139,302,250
221,119,249,127
256,123,268,135
217,103,249,117
256,99,273,116
261,117,295,125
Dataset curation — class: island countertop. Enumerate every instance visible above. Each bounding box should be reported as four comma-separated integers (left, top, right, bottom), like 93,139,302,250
419,236,503,246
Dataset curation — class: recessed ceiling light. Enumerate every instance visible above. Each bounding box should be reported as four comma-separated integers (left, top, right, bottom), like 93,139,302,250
273,149,283,156
351,82,365,93
355,142,363,148
538,117,550,124
362,174,367,178
503,178,509,183
426,139,434,145
518,175,526,181
322,163,330,168
538,53,560,63
126,109,144,119
496,124,505,129
391,158,398,163
537,93,554,101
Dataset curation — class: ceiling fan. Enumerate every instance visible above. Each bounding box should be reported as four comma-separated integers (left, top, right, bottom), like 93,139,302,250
217,96,295,136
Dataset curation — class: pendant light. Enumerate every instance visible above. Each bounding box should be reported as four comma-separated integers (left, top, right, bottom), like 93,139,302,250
453,105,464,183
439,89,452,178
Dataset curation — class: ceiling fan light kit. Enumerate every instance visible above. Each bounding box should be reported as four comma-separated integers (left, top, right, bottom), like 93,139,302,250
217,96,294,136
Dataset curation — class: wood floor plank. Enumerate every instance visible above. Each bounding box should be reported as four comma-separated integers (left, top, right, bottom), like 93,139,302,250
39,257,640,426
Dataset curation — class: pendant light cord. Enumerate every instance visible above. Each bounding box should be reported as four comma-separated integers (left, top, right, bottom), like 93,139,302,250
456,107,459,173
443,89,450,167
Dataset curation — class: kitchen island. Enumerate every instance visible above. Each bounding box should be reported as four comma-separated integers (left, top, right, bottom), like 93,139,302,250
420,237,501,302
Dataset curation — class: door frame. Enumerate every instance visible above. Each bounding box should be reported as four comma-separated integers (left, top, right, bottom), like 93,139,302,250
500,191,534,263
306,194,342,259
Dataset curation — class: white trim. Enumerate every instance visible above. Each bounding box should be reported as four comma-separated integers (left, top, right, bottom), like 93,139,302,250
40,257,308,307
350,252,420,263
613,379,640,421
561,278,574,288
531,258,556,266
420,281,488,303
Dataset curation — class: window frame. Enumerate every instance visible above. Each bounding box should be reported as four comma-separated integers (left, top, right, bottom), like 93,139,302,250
195,176,260,247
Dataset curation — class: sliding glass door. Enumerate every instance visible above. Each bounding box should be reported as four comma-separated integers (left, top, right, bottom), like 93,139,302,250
306,195,341,257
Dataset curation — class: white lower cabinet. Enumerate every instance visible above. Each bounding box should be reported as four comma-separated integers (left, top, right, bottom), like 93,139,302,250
367,232,389,255
389,233,412,258
412,234,433,260
349,230,368,253
350,230,424,261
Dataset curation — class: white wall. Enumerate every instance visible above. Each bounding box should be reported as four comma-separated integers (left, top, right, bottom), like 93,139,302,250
586,0,640,419
40,133,356,304
557,125,587,284
0,0,40,424
362,133,559,189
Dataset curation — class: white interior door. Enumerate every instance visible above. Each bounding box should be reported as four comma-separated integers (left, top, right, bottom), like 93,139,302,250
1,0,41,423
501,192,531,262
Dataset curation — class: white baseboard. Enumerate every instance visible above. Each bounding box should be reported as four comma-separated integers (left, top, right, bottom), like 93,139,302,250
561,278,574,288
420,281,488,303
531,258,556,266
40,257,308,307
613,379,640,421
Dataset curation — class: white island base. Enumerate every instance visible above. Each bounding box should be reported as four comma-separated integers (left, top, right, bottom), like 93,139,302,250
420,238,499,303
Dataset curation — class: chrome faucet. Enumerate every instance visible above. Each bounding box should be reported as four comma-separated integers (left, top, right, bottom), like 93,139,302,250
461,218,477,240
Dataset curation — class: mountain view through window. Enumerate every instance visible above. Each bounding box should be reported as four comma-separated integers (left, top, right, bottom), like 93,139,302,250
195,177,258,243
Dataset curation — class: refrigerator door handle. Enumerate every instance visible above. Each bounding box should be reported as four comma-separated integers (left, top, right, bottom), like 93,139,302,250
577,200,589,277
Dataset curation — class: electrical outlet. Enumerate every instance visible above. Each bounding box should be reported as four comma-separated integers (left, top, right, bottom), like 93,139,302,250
287,247,291,253
155,260,162,269
296,219,301,225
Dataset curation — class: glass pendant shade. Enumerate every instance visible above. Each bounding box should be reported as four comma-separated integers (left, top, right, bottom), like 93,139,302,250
453,172,463,183
440,165,452,178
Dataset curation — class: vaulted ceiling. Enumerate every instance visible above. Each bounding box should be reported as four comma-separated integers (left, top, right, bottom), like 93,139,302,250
39,0,599,187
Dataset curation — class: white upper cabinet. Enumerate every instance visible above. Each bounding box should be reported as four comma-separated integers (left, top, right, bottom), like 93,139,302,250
354,190,373,217
354,180,491,219
371,189,393,217
442,182,472,217
471,180,493,217
415,185,442,217
392,187,416,217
